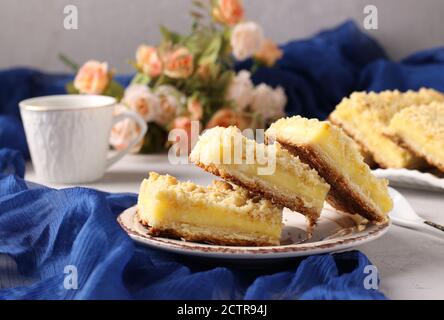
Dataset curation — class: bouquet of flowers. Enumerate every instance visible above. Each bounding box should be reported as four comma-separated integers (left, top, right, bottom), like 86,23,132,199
64,0,286,153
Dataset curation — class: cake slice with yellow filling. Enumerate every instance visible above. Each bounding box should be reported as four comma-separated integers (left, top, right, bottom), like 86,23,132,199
266,116,393,223
189,126,330,227
137,172,283,246
329,89,444,169
387,102,444,172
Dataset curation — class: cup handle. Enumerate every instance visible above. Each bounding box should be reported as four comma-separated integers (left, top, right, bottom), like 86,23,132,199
106,110,147,168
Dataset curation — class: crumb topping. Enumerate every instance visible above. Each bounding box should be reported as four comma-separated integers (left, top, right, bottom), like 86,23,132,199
142,172,282,222
391,102,444,137
334,88,444,124
190,126,328,187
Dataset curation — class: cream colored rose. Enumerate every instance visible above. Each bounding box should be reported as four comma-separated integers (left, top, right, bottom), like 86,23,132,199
231,22,264,61
254,39,283,67
250,84,287,120
109,104,142,153
163,47,194,79
213,0,244,26
226,70,254,111
122,84,160,122
74,60,109,94
136,45,163,78
155,85,184,125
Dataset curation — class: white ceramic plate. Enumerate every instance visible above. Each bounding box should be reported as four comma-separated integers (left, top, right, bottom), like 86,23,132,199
116,189,408,260
374,168,444,192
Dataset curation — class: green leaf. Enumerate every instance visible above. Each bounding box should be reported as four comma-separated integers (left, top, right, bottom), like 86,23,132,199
214,70,234,92
128,60,138,71
103,81,125,101
160,25,183,45
131,73,151,86
59,53,79,72
192,0,206,9
65,82,79,94
184,32,209,55
198,35,222,65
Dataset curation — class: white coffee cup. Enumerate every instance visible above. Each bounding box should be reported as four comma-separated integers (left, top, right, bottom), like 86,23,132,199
19,95,147,184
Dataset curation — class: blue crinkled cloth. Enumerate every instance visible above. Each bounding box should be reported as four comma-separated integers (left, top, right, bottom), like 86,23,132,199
3,19,444,299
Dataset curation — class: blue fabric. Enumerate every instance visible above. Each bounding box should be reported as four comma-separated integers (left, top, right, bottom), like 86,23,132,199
0,148,25,178
0,173,385,299
4,18,444,299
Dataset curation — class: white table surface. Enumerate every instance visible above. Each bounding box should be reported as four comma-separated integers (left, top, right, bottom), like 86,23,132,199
2,154,444,299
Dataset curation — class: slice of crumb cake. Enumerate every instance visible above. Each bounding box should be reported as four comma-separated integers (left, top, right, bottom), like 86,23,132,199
329,88,444,169
137,172,283,246
387,102,444,172
266,116,393,224
189,126,330,227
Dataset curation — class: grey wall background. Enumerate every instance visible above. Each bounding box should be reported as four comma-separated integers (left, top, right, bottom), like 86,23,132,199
1,0,443,73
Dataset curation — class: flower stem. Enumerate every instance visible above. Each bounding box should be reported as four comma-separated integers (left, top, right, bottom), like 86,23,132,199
58,53,80,72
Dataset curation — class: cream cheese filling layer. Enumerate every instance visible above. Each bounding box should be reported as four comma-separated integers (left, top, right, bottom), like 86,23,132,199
390,121,444,165
330,112,418,168
220,163,327,210
138,191,282,239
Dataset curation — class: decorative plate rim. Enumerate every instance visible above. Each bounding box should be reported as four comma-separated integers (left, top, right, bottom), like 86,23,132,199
117,206,391,258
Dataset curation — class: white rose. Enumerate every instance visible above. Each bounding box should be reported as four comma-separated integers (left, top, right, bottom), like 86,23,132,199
109,104,142,152
226,70,254,111
154,85,185,125
250,84,287,120
231,22,264,61
122,84,160,122
155,85,186,105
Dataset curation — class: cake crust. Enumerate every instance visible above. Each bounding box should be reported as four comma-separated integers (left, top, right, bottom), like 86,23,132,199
276,141,387,223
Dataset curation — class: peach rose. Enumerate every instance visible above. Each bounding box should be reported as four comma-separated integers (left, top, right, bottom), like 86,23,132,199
171,116,195,154
122,84,160,122
206,108,249,130
187,97,204,120
213,0,244,26
231,22,264,61
74,60,109,94
254,39,283,67
136,45,163,78
163,47,194,79
109,104,142,152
